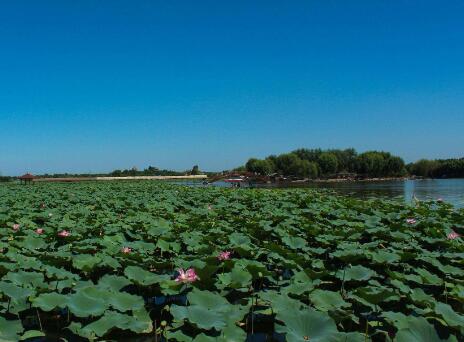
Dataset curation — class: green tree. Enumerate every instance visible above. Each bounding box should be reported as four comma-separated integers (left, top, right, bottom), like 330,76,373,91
356,152,385,177
246,158,272,175
385,156,406,176
191,165,200,175
307,161,319,179
408,159,439,177
318,153,338,175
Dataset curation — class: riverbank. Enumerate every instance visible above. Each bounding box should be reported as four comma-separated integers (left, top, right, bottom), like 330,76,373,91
261,176,412,185
33,175,208,182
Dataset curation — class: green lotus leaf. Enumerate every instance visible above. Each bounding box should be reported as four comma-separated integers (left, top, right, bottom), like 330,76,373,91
21,236,46,250
187,288,230,311
389,279,411,293
283,281,316,296
0,316,23,341
282,236,307,249
260,291,306,313
156,239,181,253
109,291,145,312
186,305,227,330
32,292,67,311
309,289,350,312
192,333,216,342
370,250,400,264
355,284,400,304
124,265,170,286
414,268,443,286
20,330,46,340
72,254,102,271
66,287,109,317
78,310,151,337
409,288,435,307
334,332,365,342
339,265,376,282
0,281,33,301
146,220,172,236
395,316,445,342
433,302,464,332
276,308,339,342
217,323,247,342
4,271,46,289
97,254,121,269
169,329,194,342
44,265,79,280
229,232,251,246
217,265,252,289
97,274,131,292
170,304,189,322
382,311,410,329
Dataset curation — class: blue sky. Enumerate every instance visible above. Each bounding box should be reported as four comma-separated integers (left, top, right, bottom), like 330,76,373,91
1,1,463,175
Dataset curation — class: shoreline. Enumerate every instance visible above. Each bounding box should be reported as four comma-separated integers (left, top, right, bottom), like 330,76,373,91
259,176,423,185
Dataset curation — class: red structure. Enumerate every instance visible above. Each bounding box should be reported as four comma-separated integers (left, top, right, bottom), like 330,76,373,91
18,173,35,185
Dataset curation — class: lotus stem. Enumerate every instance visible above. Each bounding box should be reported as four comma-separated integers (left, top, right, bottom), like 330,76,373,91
364,318,368,342
36,308,43,331
341,268,346,298
154,320,157,342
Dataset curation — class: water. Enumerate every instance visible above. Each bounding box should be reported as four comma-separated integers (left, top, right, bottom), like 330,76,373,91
176,179,464,208
290,179,464,208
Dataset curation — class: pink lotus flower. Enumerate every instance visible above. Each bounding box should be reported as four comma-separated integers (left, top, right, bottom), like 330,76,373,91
121,246,132,254
12,224,20,231
406,218,417,225
437,198,443,202
447,231,460,240
218,251,232,261
175,268,199,283
57,230,70,237
36,228,44,234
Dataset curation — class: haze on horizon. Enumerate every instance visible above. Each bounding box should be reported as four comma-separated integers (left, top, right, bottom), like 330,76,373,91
1,1,463,176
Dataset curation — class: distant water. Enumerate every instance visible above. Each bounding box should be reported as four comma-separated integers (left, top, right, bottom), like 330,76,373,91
176,179,464,208
288,179,464,208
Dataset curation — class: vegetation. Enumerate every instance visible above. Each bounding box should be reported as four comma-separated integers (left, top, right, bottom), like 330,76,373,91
0,181,463,341
34,165,203,179
245,148,407,178
407,158,464,179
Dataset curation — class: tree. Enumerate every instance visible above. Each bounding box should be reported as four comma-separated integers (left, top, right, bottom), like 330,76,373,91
307,162,319,179
318,153,338,175
385,156,406,176
293,148,322,163
246,158,272,175
191,165,200,175
356,152,386,177
246,158,259,172
408,159,439,177
275,153,300,175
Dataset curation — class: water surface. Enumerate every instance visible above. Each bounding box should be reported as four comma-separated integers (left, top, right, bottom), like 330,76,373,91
179,179,464,208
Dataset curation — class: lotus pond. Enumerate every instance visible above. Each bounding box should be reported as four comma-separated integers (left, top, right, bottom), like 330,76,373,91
0,181,463,341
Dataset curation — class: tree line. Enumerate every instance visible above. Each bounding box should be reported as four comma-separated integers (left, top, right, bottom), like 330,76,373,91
407,158,464,178
243,148,464,179
243,148,408,179
3,165,202,180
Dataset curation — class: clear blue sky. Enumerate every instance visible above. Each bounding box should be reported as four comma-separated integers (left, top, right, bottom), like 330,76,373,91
1,1,463,175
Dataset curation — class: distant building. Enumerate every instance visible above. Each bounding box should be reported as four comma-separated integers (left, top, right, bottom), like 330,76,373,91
18,173,35,184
